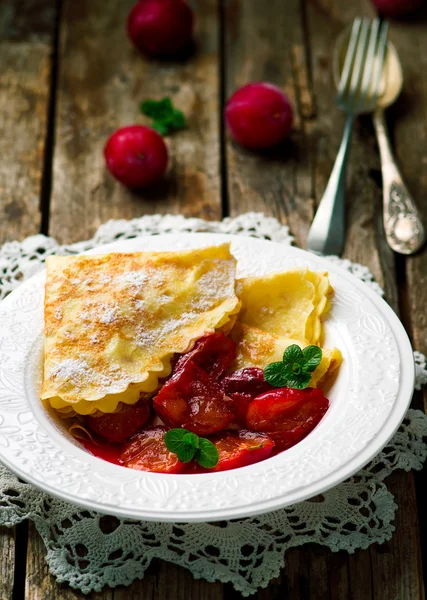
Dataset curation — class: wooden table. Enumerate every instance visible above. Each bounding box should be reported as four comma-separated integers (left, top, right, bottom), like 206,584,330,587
1,0,426,598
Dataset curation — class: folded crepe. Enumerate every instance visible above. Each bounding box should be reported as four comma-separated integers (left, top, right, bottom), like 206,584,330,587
231,268,342,387
41,244,241,415
236,267,333,346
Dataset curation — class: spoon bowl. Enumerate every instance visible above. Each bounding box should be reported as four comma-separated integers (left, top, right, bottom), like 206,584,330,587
333,28,403,110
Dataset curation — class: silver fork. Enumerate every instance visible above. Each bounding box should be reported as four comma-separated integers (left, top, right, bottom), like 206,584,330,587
306,18,389,255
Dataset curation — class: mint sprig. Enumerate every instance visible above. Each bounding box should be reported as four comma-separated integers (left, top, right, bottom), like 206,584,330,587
264,344,322,390
164,429,219,468
140,97,187,135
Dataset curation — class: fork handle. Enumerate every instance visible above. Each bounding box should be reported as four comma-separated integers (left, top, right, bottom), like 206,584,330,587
373,109,425,255
306,115,354,255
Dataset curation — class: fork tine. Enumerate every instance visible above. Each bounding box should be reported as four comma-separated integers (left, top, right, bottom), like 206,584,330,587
346,18,371,106
337,18,362,101
357,18,381,109
367,20,389,111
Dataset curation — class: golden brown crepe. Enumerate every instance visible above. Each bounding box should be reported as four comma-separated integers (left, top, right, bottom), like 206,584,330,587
41,244,241,415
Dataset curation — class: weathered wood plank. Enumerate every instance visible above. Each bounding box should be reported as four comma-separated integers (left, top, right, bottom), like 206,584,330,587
0,2,56,598
224,1,328,596
28,1,224,598
49,0,221,244
224,0,315,249
306,1,423,599
113,559,224,600
384,14,427,596
225,0,423,598
388,7,427,398
0,0,55,244
0,525,15,600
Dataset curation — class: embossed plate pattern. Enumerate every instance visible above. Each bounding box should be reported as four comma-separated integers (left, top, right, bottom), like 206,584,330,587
0,234,414,522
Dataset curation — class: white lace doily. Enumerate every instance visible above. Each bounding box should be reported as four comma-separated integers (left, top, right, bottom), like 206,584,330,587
1,212,426,596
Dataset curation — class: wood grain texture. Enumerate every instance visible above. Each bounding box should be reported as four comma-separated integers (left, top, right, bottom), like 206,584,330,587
388,12,427,389
0,2,55,598
113,559,224,600
224,0,315,249
0,0,55,244
385,13,427,596
225,0,423,598
223,1,323,595
31,1,224,598
49,0,221,244
0,525,15,600
306,1,423,599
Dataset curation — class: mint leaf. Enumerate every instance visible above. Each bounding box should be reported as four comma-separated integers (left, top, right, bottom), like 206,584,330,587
164,429,209,464
141,97,187,136
264,344,322,390
151,121,169,136
283,344,303,364
302,346,322,372
183,432,200,451
164,428,190,452
141,98,173,120
170,108,186,130
196,438,219,468
285,372,312,389
176,444,197,463
164,428,197,462
264,362,289,387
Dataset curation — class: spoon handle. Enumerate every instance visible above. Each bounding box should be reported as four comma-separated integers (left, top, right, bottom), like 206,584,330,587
373,109,425,255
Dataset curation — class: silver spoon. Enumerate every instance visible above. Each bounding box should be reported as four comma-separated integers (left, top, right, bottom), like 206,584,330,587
334,27,425,255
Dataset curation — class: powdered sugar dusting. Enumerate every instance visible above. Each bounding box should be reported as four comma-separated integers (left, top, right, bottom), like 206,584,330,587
50,358,89,386
79,302,120,324
116,271,148,287
49,357,131,394
98,305,119,324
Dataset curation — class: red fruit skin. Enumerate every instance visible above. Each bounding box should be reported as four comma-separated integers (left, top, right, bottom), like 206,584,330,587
87,401,151,443
175,332,237,380
209,430,275,472
246,387,329,450
120,426,185,473
104,126,168,189
221,367,274,424
221,367,273,396
153,360,234,435
370,0,422,17
127,0,194,56
225,82,293,150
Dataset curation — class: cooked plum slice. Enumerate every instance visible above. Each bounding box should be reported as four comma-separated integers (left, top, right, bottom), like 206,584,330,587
154,360,234,435
246,387,329,450
120,426,185,473
209,430,275,472
176,331,237,380
87,400,151,443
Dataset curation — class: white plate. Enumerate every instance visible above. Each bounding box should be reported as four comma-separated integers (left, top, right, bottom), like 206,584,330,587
0,233,414,522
